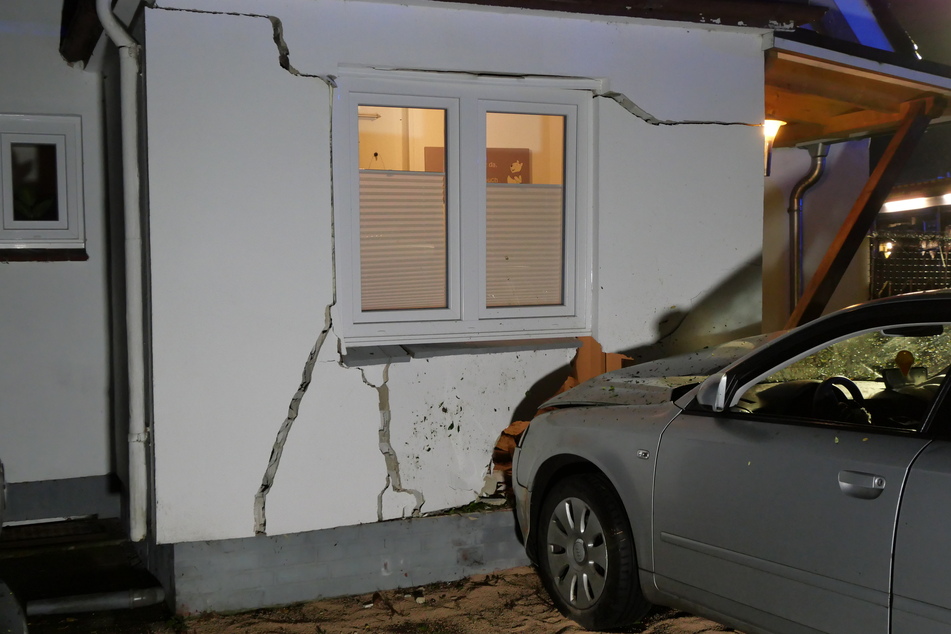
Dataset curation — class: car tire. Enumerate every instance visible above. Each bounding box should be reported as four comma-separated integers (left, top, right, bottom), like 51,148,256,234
536,473,650,630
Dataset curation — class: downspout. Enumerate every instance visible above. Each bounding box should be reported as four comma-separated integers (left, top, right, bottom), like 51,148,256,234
787,143,829,310
95,0,148,542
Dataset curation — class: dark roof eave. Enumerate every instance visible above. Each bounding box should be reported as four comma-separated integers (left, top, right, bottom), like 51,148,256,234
429,0,826,30
775,29,951,82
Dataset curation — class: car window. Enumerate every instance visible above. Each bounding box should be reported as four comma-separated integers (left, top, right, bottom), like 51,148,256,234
733,324,951,431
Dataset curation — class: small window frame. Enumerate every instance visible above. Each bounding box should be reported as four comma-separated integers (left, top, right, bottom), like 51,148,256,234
0,114,84,250
477,99,579,321
345,92,462,326
332,70,595,350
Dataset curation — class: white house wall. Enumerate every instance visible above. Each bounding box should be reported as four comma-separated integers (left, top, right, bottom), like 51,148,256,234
597,102,764,354
0,1,110,485
145,0,765,543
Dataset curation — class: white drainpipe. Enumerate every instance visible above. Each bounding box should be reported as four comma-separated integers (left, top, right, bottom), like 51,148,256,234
95,0,148,542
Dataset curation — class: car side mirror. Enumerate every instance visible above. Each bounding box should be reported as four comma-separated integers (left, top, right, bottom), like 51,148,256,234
696,372,728,412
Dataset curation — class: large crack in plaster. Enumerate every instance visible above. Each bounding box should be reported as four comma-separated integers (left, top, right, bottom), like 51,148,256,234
152,4,335,83
148,3,341,536
359,364,426,521
253,306,333,535
598,90,760,128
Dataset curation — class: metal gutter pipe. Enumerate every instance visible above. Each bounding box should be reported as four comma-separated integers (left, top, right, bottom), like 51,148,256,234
26,588,166,616
95,0,148,542
787,143,829,310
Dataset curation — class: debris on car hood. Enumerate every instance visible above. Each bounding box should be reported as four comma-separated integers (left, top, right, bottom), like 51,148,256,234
543,334,772,408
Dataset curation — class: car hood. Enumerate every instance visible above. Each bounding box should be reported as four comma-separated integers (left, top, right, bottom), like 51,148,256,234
543,334,772,408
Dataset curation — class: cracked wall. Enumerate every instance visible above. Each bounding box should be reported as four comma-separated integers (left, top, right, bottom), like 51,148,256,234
160,0,764,123
146,6,346,544
595,98,764,357
382,351,571,515
359,364,425,521
146,0,767,544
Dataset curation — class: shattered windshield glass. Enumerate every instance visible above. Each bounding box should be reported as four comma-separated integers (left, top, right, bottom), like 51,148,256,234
770,325,951,385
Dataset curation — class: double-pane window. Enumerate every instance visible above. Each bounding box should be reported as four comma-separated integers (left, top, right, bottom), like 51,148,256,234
333,73,592,348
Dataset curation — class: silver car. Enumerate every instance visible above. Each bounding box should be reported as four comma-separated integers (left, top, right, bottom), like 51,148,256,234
514,291,951,634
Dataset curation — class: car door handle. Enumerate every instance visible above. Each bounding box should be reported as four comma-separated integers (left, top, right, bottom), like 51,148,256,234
838,470,886,500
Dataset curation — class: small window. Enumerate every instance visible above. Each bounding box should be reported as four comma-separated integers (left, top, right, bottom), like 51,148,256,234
0,114,84,249
333,72,593,349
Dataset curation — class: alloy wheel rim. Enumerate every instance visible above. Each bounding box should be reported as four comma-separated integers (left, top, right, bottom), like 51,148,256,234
545,496,608,609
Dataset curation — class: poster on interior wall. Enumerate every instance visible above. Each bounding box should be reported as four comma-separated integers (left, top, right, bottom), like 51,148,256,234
486,148,531,184
424,147,531,184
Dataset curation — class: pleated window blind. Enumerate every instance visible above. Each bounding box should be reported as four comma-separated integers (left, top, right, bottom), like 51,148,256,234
360,170,447,311
486,183,564,307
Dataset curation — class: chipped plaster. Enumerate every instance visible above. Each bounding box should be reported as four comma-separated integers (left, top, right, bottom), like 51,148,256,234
359,364,426,520
383,350,571,513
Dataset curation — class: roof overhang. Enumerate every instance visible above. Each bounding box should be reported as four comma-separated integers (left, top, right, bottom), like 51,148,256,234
767,33,951,148
428,0,825,30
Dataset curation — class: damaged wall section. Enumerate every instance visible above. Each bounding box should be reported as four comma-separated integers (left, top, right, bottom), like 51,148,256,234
147,7,342,544
146,0,766,545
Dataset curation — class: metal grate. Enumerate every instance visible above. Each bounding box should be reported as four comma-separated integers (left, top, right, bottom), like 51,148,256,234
870,233,951,298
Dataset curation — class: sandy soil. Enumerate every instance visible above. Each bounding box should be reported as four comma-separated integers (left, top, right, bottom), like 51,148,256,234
156,567,735,634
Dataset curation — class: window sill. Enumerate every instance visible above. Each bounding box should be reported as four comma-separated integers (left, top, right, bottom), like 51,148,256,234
0,248,88,262
341,337,581,366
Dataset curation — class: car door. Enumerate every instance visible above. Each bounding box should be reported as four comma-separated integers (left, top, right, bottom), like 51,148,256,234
892,439,951,632
651,323,951,634
653,413,928,634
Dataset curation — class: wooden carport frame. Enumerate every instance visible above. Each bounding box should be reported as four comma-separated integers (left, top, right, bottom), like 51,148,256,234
766,36,951,329
785,97,946,328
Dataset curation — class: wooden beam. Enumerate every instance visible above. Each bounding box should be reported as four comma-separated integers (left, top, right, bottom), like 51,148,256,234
785,97,946,329
767,54,909,116
777,107,912,147
767,87,857,124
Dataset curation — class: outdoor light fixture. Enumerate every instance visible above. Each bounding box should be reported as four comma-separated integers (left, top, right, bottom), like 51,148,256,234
763,119,786,176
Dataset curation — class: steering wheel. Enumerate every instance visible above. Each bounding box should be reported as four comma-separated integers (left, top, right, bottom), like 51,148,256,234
812,376,871,424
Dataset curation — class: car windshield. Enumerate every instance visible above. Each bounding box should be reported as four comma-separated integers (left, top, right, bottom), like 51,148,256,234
770,326,951,385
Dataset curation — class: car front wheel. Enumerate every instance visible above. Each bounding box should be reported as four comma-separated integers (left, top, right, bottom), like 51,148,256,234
537,473,650,630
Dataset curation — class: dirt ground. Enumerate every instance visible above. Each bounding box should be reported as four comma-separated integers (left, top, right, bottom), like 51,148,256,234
29,566,735,634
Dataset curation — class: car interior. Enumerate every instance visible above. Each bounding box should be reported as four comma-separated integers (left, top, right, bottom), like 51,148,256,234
732,325,951,431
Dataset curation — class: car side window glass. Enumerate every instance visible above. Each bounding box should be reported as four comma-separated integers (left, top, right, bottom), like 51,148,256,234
734,324,951,431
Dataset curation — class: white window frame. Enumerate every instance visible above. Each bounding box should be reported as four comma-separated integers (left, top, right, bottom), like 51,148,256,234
332,70,595,350
0,114,84,249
